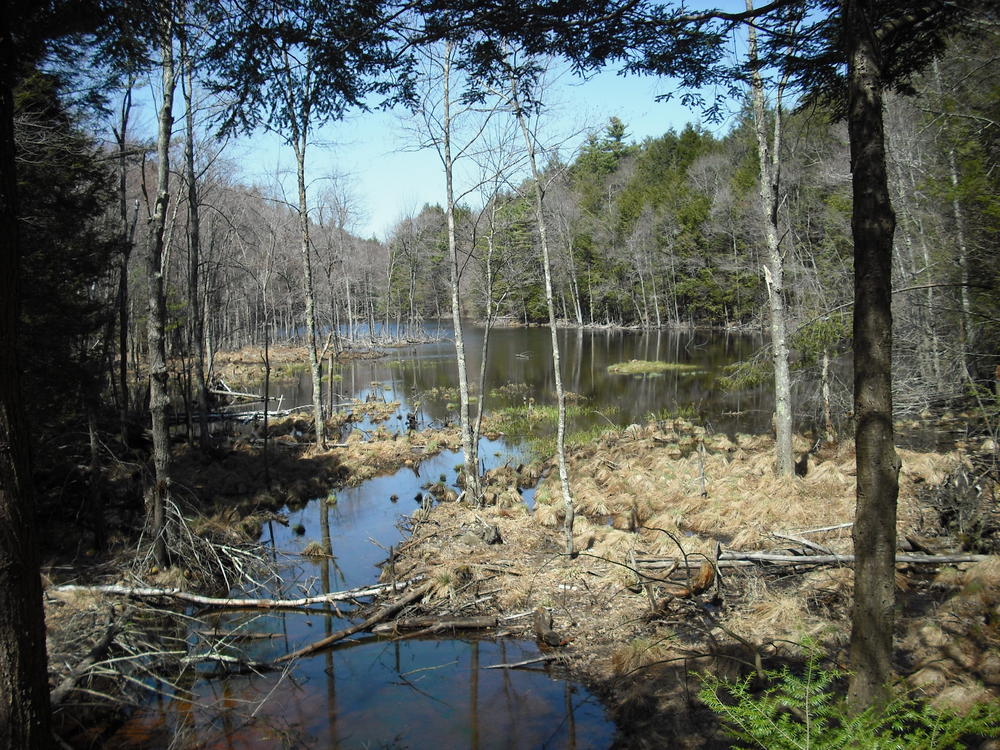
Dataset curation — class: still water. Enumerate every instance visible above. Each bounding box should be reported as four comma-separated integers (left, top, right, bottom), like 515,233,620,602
266,326,772,435
108,327,771,748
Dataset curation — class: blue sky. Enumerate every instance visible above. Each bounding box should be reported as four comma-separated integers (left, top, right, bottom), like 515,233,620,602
210,64,742,240
125,5,755,241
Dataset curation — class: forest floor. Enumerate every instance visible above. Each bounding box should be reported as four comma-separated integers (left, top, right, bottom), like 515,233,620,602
390,420,1000,749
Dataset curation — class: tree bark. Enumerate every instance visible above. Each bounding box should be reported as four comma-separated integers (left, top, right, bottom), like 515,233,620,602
181,33,209,453
145,11,177,570
441,41,481,501
0,10,53,745
747,5,793,476
509,65,574,555
114,80,135,440
844,0,901,712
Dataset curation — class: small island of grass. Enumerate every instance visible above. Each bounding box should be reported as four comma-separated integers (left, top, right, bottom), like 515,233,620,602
607,359,700,375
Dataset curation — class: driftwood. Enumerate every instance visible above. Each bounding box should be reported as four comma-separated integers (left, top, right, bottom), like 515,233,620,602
372,616,497,633
718,551,992,565
636,550,990,569
483,654,561,670
50,614,119,707
276,581,432,663
49,579,420,611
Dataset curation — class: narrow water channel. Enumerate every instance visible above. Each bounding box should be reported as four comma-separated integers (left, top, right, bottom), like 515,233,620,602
107,327,773,748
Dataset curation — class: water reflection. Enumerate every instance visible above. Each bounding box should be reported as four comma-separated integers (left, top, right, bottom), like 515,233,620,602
109,327,774,748
148,638,612,749
262,326,773,435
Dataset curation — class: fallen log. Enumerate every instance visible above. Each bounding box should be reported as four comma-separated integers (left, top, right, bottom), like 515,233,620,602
49,579,421,611
770,532,834,556
50,615,119,707
792,522,853,535
210,388,264,400
371,616,497,633
275,581,432,663
637,551,991,568
719,551,992,565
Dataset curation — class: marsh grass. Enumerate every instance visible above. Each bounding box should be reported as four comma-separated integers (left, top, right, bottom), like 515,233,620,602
486,403,620,458
607,360,701,375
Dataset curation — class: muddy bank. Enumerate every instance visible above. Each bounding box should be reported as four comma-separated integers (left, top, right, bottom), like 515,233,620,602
391,420,1000,748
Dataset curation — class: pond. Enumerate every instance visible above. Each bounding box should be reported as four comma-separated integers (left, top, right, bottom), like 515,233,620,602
108,326,773,748
254,326,774,436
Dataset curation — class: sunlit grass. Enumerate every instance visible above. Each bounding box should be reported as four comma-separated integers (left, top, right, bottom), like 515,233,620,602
487,402,619,458
607,359,700,375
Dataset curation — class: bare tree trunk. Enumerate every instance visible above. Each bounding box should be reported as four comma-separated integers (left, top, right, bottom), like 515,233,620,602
0,14,53,743
345,275,355,342
181,33,209,453
821,349,835,443
473,201,502,462
113,80,136,440
292,130,325,447
441,42,480,501
509,69,574,555
747,7,793,476
145,14,177,570
845,0,901,711
947,150,972,379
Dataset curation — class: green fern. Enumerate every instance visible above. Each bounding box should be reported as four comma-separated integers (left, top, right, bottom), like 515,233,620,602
699,650,1000,750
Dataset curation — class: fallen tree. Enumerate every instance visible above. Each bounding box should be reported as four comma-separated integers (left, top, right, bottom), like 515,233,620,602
635,551,991,570
48,579,421,611
276,581,433,662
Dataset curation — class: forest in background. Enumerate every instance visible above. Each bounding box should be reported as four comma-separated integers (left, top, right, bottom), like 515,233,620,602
2,0,999,746
69,28,997,433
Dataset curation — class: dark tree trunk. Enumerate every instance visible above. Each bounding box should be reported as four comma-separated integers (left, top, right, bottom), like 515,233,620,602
182,36,209,453
845,0,901,711
146,13,177,570
0,11,53,747
114,81,135,440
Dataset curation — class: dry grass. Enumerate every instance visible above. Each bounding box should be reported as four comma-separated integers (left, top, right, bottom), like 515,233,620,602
535,425,962,561
611,636,678,675
301,541,327,557
387,418,997,732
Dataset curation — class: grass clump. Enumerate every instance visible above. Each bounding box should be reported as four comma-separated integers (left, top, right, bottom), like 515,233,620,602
607,359,700,375
301,541,327,557
700,648,1000,749
487,402,618,458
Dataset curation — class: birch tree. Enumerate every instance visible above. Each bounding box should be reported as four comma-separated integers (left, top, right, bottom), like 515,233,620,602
504,52,575,553
746,1,794,475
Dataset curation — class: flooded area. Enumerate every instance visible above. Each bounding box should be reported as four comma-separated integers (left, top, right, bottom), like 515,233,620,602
107,326,776,748
253,326,775,435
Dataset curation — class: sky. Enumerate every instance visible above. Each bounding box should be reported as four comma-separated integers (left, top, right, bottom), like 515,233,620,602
203,64,745,242
124,7,753,242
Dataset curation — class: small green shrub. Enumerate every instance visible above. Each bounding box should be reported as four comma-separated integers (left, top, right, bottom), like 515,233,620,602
700,650,1000,750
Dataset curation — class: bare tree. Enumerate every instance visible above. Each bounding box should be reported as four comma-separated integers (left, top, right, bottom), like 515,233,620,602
746,1,794,474
144,4,178,568
505,52,575,553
